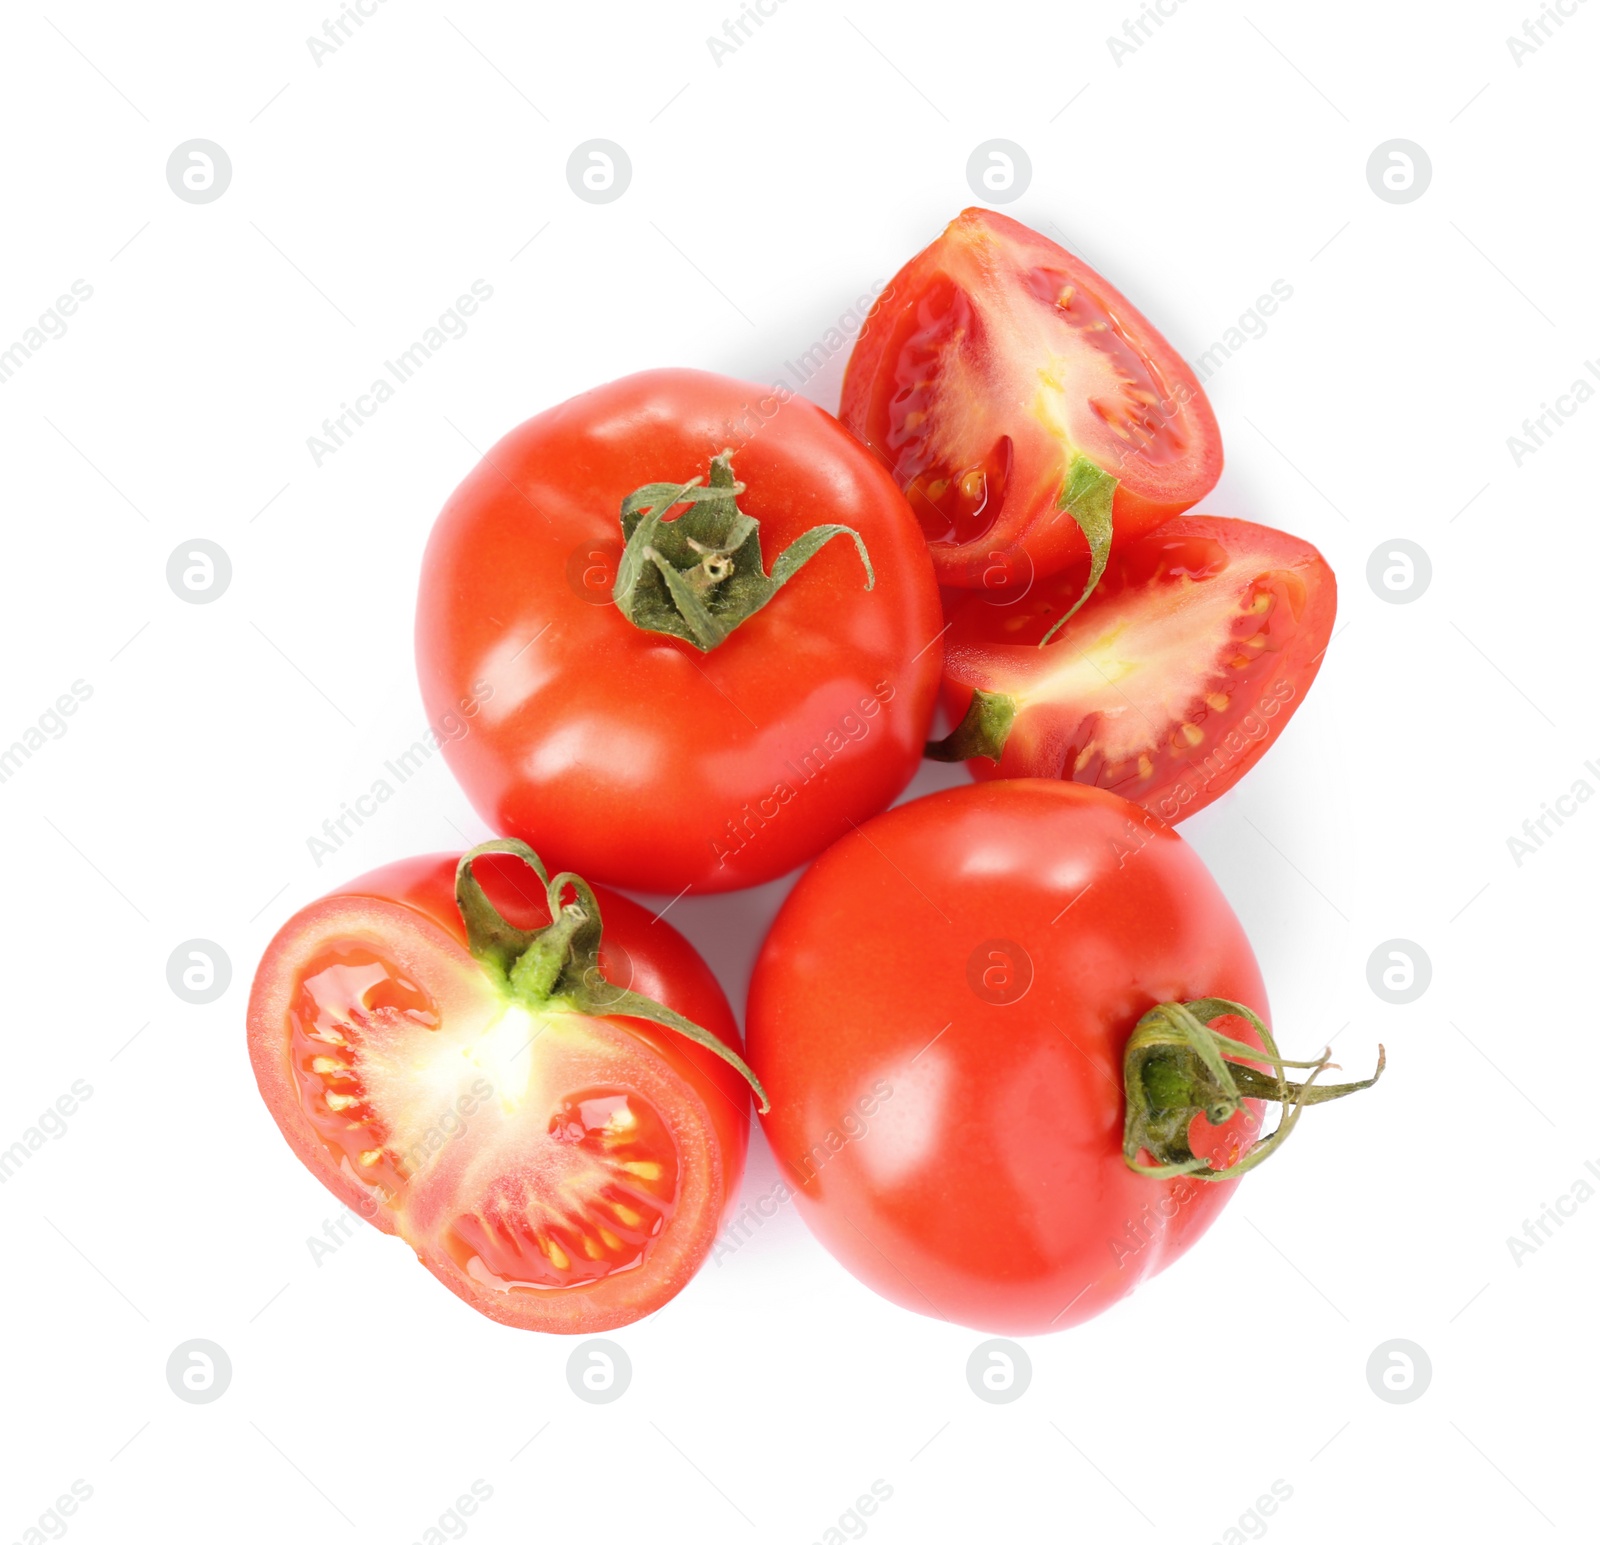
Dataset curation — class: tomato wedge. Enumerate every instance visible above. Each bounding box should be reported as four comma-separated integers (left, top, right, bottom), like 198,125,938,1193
928,516,1336,823
247,843,755,1332
841,209,1222,600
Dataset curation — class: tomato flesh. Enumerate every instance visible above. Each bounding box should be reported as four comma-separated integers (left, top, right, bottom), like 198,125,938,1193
943,516,1336,822
249,852,749,1333
842,209,1222,589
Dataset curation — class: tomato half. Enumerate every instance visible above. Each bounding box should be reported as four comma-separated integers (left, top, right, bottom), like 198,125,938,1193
746,781,1379,1335
841,209,1222,596
247,844,753,1333
415,369,943,896
930,516,1337,823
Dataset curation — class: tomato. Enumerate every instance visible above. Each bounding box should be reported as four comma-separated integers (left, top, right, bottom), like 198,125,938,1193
746,781,1380,1334
840,209,1222,606
416,369,943,895
247,841,757,1333
928,516,1337,823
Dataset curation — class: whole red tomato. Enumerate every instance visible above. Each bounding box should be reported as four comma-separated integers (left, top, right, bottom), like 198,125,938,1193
746,781,1379,1334
248,842,755,1333
416,369,942,895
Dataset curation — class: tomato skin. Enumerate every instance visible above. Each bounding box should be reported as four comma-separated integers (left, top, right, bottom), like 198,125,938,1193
841,209,1222,590
416,369,943,895
745,781,1266,1335
247,851,749,1333
943,516,1337,822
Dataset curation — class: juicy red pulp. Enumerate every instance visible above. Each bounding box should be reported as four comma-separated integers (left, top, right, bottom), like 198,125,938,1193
288,939,681,1292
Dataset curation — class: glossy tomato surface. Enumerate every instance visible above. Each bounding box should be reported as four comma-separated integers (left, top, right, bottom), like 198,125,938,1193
745,781,1267,1334
943,516,1336,822
247,850,749,1332
416,369,943,895
841,209,1222,590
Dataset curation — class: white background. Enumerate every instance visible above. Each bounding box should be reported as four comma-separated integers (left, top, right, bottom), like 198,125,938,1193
2,1,1595,1540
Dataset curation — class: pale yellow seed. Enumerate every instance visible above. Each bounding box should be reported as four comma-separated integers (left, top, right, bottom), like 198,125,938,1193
311,1057,349,1075
611,1203,643,1228
621,1160,664,1181
599,1227,623,1250
1206,692,1231,712
1181,723,1205,747
581,1234,603,1261
543,1237,571,1272
325,1092,360,1112
1073,743,1097,774
358,1148,383,1167
1250,591,1273,614
1137,754,1154,779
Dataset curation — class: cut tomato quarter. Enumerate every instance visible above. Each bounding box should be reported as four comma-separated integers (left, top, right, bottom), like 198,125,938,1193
928,516,1336,823
842,208,1222,605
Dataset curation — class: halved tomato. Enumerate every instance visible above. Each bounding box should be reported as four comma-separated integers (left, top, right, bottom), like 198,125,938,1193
247,841,755,1332
841,209,1222,602
928,516,1336,822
